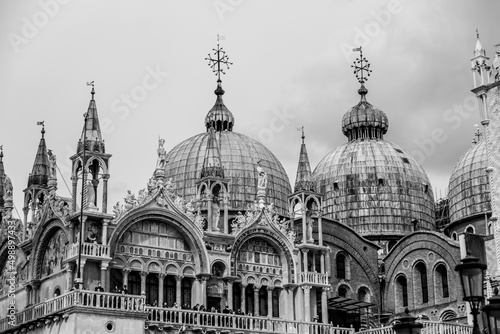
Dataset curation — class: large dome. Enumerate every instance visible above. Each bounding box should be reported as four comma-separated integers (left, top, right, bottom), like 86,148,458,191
448,139,491,223
313,140,435,238
163,82,291,214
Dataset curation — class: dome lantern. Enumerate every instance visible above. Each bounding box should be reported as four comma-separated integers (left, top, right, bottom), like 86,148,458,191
342,47,389,141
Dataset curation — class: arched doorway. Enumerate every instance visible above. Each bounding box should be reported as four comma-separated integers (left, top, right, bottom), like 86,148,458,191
146,273,159,305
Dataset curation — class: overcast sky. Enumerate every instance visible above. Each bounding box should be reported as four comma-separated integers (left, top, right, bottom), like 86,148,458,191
1,0,499,218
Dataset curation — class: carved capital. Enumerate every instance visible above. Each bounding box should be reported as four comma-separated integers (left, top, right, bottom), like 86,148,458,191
100,262,109,270
140,271,148,277
322,286,331,293
302,285,312,292
254,285,261,292
176,275,184,281
122,268,131,275
158,273,166,279
266,286,274,291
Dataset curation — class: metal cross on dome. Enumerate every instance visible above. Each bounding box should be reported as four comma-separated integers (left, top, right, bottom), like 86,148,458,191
205,35,233,81
351,46,372,84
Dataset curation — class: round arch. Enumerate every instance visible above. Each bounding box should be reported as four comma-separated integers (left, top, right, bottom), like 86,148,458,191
31,218,69,280
230,228,295,283
109,207,209,273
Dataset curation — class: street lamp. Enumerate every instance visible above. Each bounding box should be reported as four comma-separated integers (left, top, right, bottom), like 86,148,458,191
483,288,500,334
392,308,423,334
455,255,487,334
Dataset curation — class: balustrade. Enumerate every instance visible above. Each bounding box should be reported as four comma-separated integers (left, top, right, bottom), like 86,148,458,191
357,321,472,334
298,272,329,285
146,307,353,334
66,242,110,260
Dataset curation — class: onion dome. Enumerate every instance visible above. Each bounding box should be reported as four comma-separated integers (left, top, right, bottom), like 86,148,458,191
205,80,234,131
448,138,490,223
341,86,389,141
313,48,435,239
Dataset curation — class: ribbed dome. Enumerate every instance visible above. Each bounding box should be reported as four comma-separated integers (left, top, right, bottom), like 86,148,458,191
165,131,292,214
342,100,389,140
204,81,234,131
313,140,435,239
448,139,491,223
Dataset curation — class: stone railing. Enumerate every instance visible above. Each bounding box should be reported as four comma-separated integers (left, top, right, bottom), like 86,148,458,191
146,307,354,334
0,290,146,333
66,242,110,260
420,320,472,334
298,272,329,285
357,321,472,334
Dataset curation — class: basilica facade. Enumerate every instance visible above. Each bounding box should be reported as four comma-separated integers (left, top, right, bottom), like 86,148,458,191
0,35,499,334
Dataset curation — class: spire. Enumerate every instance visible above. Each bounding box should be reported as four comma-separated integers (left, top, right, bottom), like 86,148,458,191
79,82,105,153
474,29,486,58
205,36,234,132
28,123,49,187
201,127,224,178
294,127,315,192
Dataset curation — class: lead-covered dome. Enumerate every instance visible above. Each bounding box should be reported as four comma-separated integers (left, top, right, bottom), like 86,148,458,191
448,139,491,223
164,82,291,214
313,140,435,238
313,84,435,239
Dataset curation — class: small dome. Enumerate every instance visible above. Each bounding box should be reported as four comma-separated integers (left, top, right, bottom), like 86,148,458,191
342,100,389,141
313,140,435,239
448,139,491,223
204,81,234,131
165,131,291,214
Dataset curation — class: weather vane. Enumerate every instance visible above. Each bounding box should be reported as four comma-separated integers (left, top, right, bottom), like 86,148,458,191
205,35,233,81
473,127,482,144
297,126,305,143
351,46,372,84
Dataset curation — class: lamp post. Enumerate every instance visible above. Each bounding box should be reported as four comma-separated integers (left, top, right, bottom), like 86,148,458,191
455,255,487,334
483,287,500,334
392,308,423,334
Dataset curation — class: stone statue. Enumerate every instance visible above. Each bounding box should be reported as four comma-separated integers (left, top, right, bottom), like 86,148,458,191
48,149,57,179
165,177,175,191
257,162,268,189
124,190,137,209
3,175,12,200
113,202,121,216
156,138,167,169
147,177,157,194
494,51,500,81
86,179,96,207
236,211,246,228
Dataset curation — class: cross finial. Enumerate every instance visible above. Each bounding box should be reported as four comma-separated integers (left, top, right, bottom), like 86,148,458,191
351,46,372,85
297,126,305,144
205,36,233,81
476,28,479,39
86,81,95,99
474,127,482,143
0,145,3,161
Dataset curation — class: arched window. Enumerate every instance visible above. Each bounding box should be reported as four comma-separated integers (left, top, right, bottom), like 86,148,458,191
415,262,428,304
451,232,458,241
338,285,348,297
396,275,408,307
336,253,346,279
465,226,474,234
436,264,449,298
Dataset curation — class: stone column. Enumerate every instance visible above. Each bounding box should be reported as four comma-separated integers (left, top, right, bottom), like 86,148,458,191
158,274,165,306
318,213,323,246
267,286,274,317
206,194,212,232
320,252,325,274
312,252,317,272
22,207,29,241
71,176,78,212
302,285,312,322
79,259,86,287
200,277,208,306
321,287,329,324
140,271,148,295
302,207,307,243
254,285,260,316
241,283,247,313
102,174,109,213
100,262,109,292
303,249,309,273
33,280,41,304
65,263,74,292
122,268,131,291
285,285,297,320
102,220,109,246
223,193,229,234
226,281,234,310
176,275,183,305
